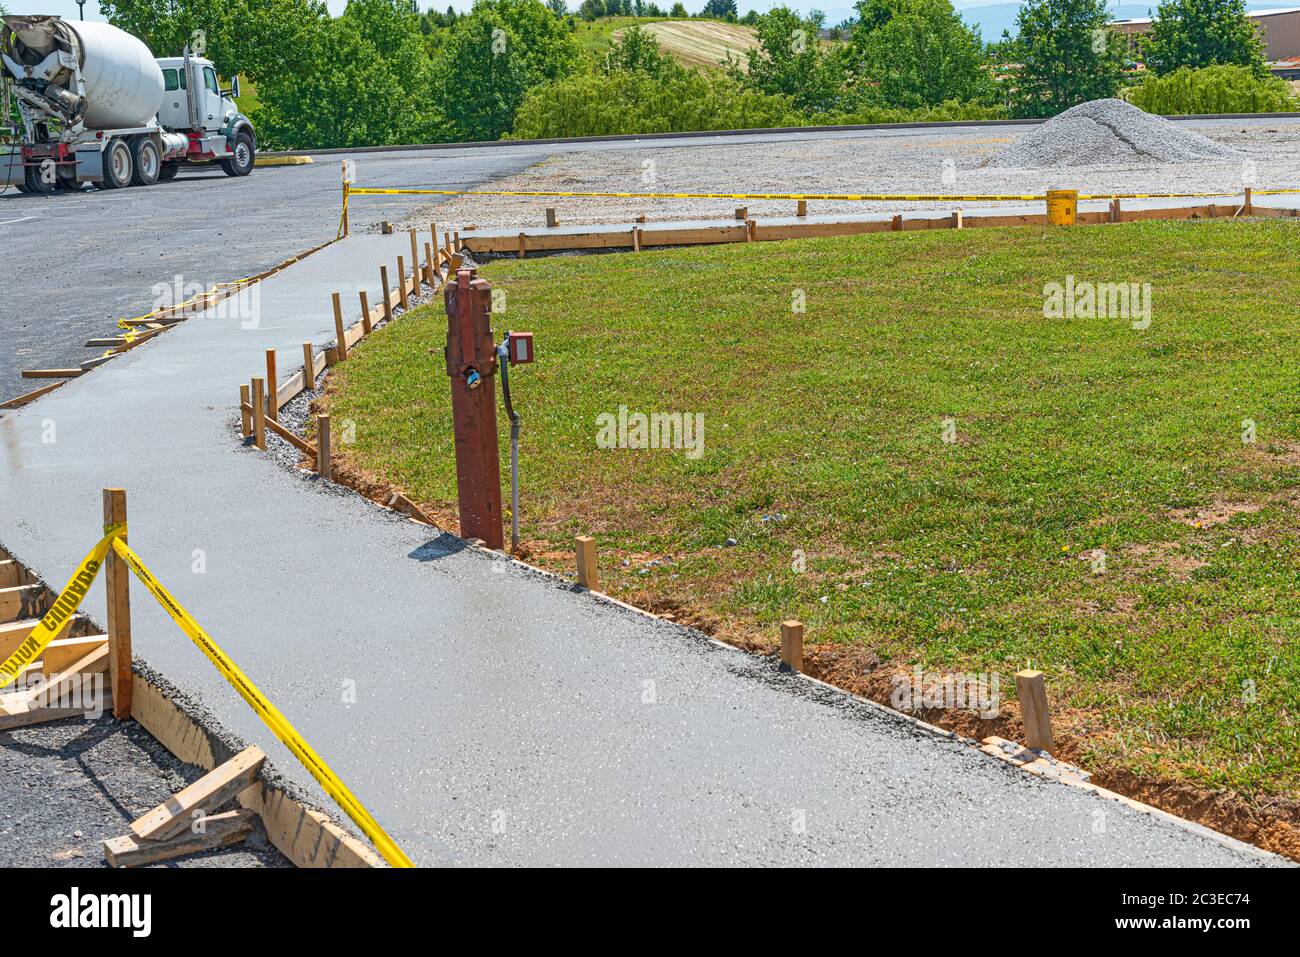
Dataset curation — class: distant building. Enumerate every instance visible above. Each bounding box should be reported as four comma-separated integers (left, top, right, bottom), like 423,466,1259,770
1110,8,1300,63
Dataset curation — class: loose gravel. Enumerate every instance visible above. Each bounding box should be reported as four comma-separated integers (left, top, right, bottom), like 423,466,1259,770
397,119,1300,230
986,99,1242,168
0,714,287,867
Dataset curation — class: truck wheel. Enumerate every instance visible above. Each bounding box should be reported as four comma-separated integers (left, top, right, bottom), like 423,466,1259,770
23,163,55,194
131,139,161,186
100,138,134,190
221,132,255,177
158,163,180,182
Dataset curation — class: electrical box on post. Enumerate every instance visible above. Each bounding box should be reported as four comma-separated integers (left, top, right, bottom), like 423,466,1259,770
508,331,535,365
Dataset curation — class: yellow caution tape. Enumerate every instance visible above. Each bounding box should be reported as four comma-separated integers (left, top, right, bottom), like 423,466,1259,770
109,538,414,869
348,186,1046,202
0,524,125,690
347,185,1300,203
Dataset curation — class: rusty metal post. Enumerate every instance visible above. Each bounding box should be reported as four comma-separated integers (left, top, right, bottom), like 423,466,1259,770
444,268,504,549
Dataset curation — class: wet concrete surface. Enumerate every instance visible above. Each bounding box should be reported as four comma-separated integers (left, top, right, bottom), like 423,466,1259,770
0,236,1282,866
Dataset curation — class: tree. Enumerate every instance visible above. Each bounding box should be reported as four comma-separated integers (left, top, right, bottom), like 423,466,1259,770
1147,0,1265,75
1009,0,1125,117
100,0,328,82
547,0,568,12
436,0,581,141
735,7,845,113
701,0,737,20
847,0,991,110
605,24,672,75
255,0,447,148
578,0,605,19
670,2,688,15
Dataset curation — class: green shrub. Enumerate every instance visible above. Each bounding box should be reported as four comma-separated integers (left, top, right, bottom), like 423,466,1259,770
510,69,801,137
1124,65,1299,115
511,67,1007,138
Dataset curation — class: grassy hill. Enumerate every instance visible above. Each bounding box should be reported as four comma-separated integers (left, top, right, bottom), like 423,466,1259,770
581,17,759,72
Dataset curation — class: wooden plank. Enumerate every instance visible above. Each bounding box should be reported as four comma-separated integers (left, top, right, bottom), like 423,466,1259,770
359,289,372,336
21,369,84,379
132,746,266,842
0,584,45,624
0,617,78,659
37,635,108,675
780,620,804,673
0,643,109,715
104,809,255,868
1016,669,1055,753
575,536,597,591
264,415,317,459
0,560,28,589
0,380,66,410
0,689,111,731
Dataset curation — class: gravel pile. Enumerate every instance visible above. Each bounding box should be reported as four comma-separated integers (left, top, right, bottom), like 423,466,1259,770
986,98,1241,169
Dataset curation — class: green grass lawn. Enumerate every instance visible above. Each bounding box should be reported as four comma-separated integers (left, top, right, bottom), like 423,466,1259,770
327,220,1300,800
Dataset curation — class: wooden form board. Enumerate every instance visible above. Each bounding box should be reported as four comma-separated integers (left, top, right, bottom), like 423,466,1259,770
460,203,1300,256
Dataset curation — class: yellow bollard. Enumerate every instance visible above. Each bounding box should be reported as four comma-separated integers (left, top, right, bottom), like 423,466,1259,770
1046,189,1078,226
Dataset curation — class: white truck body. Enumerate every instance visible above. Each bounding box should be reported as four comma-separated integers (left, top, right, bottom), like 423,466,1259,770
1,14,256,191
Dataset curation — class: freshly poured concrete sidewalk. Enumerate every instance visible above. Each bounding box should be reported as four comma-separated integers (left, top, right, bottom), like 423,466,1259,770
0,235,1279,866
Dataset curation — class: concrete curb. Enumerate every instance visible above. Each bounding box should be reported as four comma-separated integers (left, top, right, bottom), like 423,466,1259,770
264,111,1300,158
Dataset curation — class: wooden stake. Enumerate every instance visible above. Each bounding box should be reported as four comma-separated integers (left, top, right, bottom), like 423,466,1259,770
746,218,756,242
317,414,331,481
239,384,252,438
797,200,807,217
102,488,131,719
264,349,278,423
1109,198,1121,223
380,221,393,235
332,291,348,361
341,163,350,237
325,346,338,367
397,256,409,310
380,266,393,321
575,536,597,590
409,229,420,285
1016,670,1055,753
430,223,438,265
780,619,804,673
545,207,558,228
424,242,434,287
735,206,747,220
951,210,963,229
302,343,316,391
358,290,372,335
518,232,526,259
1244,187,1253,215
453,230,461,252
891,214,903,231
632,227,641,252
251,378,266,450
443,231,452,262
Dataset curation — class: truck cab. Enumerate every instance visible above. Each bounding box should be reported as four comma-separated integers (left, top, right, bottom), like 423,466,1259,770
154,54,256,178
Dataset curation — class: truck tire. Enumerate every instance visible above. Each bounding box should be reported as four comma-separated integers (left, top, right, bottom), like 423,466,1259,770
221,132,255,177
158,163,180,182
100,138,134,190
23,163,55,194
131,138,161,187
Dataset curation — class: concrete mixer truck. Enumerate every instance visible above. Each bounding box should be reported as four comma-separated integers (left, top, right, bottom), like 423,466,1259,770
1,14,256,192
